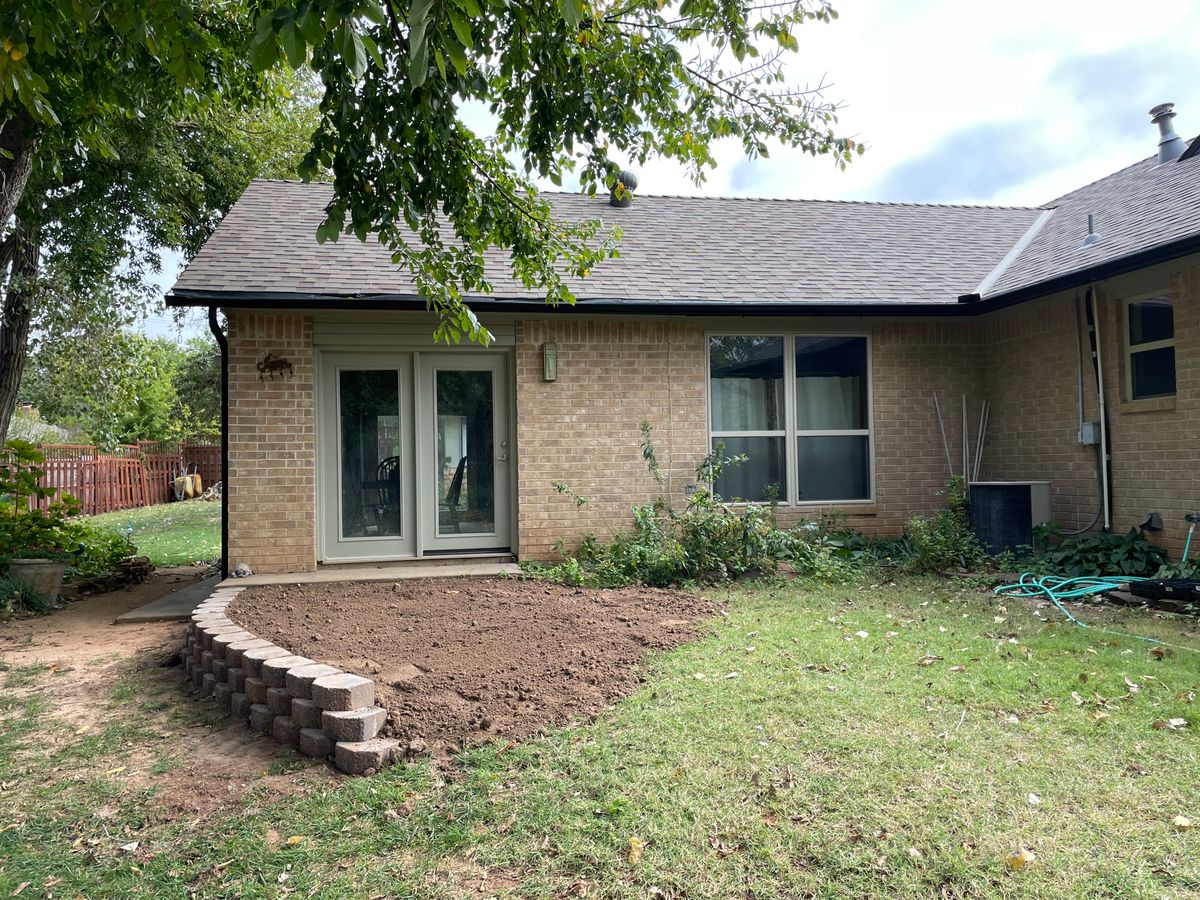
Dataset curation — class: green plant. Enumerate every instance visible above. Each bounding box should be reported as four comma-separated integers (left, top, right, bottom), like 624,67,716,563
526,425,856,587
61,521,136,579
0,573,55,618
1031,524,1168,578
901,477,984,574
0,441,81,562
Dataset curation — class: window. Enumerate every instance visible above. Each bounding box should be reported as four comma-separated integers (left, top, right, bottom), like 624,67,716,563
708,334,871,503
1126,295,1176,400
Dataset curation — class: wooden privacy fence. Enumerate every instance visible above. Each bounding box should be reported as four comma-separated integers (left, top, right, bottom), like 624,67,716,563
31,439,221,515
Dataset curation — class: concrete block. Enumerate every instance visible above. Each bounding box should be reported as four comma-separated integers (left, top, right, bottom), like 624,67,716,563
249,703,274,733
201,673,216,697
212,630,255,660
322,707,386,743
230,692,252,720
228,667,246,693
190,644,204,664
261,655,315,689
335,738,400,775
200,624,242,650
190,664,205,688
285,664,342,700
226,639,272,668
245,676,268,705
311,673,374,712
201,650,215,674
212,659,229,683
214,682,233,707
242,646,291,679
272,715,301,748
291,697,323,729
266,687,292,716
298,728,334,759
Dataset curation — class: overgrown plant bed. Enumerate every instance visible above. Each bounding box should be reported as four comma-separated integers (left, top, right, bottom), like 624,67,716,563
227,577,721,760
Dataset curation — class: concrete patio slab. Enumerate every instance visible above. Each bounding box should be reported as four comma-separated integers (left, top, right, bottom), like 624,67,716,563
115,575,220,623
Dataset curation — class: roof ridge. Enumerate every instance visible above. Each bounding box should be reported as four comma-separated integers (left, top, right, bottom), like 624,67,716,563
246,178,1042,211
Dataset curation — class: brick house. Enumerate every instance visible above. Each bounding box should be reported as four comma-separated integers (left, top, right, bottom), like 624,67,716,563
169,105,1200,575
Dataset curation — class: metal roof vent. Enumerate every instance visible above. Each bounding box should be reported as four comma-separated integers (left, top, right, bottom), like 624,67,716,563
609,170,638,208
1150,102,1186,164
1078,213,1100,250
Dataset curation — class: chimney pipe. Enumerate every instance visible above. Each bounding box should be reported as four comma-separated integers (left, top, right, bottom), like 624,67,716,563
609,170,638,208
1150,103,1186,164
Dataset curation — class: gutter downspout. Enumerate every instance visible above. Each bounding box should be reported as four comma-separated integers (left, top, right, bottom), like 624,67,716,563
208,306,230,579
1085,288,1113,531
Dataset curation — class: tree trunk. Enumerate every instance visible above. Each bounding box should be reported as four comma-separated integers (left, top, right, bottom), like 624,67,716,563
0,116,35,240
0,222,41,443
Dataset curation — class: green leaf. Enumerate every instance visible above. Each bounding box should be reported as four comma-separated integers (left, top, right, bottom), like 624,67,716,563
448,8,473,48
445,40,468,76
560,0,584,29
408,0,435,87
341,24,366,78
280,23,306,69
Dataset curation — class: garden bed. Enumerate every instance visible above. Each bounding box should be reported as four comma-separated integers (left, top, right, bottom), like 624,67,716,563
227,577,720,759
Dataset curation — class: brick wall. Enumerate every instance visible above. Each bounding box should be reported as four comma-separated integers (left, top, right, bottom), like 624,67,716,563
513,318,983,560
227,313,317,573
979,263,1199,557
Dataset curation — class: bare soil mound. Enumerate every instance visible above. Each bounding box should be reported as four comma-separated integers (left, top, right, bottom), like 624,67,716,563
228,577,719,759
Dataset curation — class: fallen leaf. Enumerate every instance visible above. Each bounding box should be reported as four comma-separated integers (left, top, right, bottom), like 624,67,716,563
993,616,1007,624
1040,699,1057,712
1089,710,1110,723
1027,793,1041,806
285,835,305,847
1071,691,1085,706
1124,677,1139,693
917,655,943,667
1152,718,1188,731
120,841,139,853
1174,691,1195,704
949,665,966,673
907,847,923,860
854,630,869,639
724,671,740,680
1149,646,1174,660
628,837,646,865
1173,815,1194,831
10,883,29,897
1006,848,1036,871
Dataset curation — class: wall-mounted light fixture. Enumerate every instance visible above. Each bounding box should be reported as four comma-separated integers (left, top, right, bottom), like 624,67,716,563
542,342,558,382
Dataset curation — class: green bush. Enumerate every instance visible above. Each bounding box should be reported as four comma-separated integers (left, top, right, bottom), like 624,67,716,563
0,573,55,618
901,477,985,574
523,424,856,587
1031,524,1168,577
61,521,136,579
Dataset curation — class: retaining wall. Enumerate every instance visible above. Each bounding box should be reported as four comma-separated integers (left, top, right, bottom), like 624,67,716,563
181,583,413,775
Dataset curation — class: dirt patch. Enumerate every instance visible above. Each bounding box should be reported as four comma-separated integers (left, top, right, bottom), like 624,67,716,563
229,577,720,758
0,567,336,819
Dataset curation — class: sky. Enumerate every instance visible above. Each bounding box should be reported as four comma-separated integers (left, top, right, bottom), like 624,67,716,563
143,0,1200,339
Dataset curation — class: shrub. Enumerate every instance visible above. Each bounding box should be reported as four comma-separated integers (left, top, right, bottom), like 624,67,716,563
0,440,82,561
0,573,55,618
1031,524,1168,578
524,424,856,587
61,521,137,579
901,477,985,574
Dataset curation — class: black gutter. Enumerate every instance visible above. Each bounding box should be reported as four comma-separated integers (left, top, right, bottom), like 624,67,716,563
171,230,1200,317
207,306,230,580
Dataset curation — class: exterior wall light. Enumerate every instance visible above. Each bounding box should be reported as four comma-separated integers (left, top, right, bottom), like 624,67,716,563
542,342,558,382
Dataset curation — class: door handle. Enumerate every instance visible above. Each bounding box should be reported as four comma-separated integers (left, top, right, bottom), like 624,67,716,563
497,454,508,462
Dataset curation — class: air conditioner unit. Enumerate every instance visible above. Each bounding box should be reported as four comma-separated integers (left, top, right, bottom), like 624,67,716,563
968,481,1053,555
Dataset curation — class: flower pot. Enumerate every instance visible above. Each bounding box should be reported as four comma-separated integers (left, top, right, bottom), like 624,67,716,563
8,558,68,599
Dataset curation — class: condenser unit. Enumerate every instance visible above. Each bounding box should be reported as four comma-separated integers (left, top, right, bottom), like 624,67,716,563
968,481,1053,555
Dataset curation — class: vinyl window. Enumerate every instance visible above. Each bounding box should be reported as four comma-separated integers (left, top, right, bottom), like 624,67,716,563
1125,294,1176,400
708,334,872,503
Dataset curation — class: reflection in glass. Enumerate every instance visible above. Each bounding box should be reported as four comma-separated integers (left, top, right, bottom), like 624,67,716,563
709,336,785,431
711,436,785,503
436,370,495,535
797,435,870,501
794,336,868,430
339,370,401,538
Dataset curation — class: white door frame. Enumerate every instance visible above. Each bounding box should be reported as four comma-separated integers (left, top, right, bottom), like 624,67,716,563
316,346,515,562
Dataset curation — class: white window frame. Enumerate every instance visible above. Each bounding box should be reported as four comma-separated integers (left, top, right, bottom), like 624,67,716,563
705,331,875,506
1123,290,1176,401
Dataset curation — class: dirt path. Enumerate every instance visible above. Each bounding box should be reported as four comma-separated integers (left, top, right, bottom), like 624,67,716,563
230,577,722,760
0,569,335,819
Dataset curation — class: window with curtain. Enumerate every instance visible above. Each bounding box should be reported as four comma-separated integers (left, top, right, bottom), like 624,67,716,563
708,334,872,503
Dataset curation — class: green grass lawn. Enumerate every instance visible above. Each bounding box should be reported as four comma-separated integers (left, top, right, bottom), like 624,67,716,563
86,500,221,566
1,577,1198,897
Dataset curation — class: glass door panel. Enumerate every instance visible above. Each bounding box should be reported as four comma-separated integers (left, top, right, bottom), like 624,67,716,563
339,369,402,539
435,370,495,535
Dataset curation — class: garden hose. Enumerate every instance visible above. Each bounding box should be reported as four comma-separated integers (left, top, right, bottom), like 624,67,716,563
994,573,1200,654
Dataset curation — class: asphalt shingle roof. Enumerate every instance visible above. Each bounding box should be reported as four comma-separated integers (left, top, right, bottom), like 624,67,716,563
170,181,1043,306
169,147,1200,309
